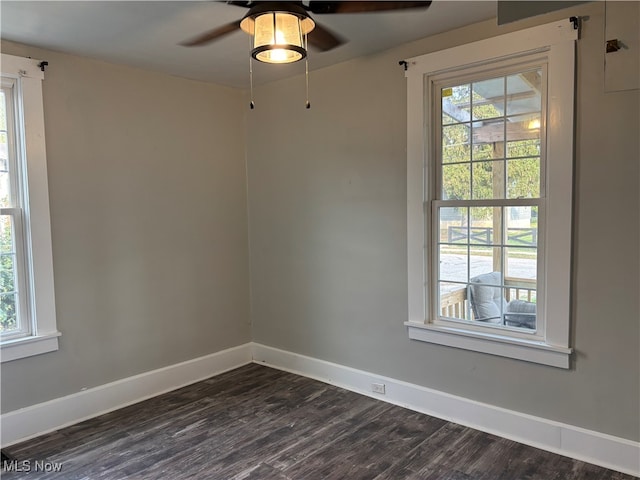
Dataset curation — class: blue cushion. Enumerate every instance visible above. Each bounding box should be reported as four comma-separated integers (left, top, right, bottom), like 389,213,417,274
469,272,506,324
505,299,536,328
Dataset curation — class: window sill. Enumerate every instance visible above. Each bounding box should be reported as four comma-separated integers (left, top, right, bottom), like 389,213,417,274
1,332,61,363
405,321,571,368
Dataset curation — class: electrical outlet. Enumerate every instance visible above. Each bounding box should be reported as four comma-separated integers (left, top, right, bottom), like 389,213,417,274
371,383,386,395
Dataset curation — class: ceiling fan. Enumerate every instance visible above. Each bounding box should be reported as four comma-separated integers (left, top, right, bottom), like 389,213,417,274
181,1,433,56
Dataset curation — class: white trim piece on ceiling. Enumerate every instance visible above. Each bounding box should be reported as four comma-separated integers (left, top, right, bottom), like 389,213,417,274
404,18,578,75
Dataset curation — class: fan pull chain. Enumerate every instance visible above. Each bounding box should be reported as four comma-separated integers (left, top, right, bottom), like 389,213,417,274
305,34,310,109
249,32,255,109
249,56,255,109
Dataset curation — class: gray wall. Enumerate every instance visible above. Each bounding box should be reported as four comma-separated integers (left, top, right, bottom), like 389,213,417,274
247,2,640,441
497,1,589,24
0,41,252,413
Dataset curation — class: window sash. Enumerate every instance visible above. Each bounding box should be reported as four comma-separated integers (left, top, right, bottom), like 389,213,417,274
431,60,548,203
1,79,32,341
1,209,31,339
1,80,22,210
428,64,546,340
430,198,544,342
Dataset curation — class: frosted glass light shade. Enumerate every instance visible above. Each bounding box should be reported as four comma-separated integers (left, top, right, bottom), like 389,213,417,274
241,10,315,64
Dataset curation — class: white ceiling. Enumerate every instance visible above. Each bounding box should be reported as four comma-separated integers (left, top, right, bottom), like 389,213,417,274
0,1,497,88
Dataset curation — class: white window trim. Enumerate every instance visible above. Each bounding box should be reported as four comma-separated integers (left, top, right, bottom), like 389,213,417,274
405,20,576,368
1,54,60,362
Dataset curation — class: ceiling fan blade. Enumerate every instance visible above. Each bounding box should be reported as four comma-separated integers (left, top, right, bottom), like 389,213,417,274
180,20,241,47
308,1,432,14
225,1,252,7
307,22,345,51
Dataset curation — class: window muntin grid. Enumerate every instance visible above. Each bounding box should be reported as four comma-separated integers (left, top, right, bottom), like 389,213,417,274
434,65,544,336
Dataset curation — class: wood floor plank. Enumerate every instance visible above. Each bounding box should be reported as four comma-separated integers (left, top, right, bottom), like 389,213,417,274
1,364,637,480
281,407,447,480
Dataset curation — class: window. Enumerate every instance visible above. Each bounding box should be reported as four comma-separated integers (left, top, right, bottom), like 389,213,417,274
405,21,577,368
435,65,544,336
1,54,59,362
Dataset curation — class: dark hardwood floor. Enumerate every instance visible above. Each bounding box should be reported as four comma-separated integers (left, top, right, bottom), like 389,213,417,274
1,364,636,479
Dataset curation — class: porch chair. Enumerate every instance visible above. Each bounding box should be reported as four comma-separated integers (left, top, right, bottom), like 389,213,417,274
468,272,536,329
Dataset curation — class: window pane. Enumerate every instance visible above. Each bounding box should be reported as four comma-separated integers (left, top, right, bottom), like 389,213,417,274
439,282,469,320
0,91,6,130
508,113,542,135
472,77,504,121
0,90,9,209
442,123,470,164
471,140,500,161
0,215,18,334
506,206,538,247
472,161,505,200
440,207,467,245
472,120,504,160
470,207,500,245
442,163,470,200
506,247,537,282
0,215,15,255
0,292,17,332
507,158,540,199
506,69,542,116
469,245,500,279
504,245,537,331
442,84,470,125
442,112,457,126
0,172,10,208
439,244,468,283
469,271,505,323
506,136,540,159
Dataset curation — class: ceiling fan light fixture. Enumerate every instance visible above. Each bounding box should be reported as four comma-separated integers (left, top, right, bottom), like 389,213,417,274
240,4,315,64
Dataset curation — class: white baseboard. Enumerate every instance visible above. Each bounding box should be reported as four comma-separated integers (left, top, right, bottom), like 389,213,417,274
2,342,638,477
1,343,252,447
251,343,640,477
